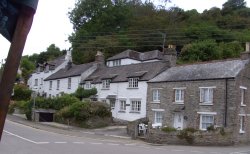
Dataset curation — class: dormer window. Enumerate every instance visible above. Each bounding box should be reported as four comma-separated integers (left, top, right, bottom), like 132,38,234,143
113,59,121,66
128,78,139,88
85,81,92,89
102,79,111,89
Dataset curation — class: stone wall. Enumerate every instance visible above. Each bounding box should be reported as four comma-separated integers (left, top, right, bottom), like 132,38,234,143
146,127,234,146
127,118,148,139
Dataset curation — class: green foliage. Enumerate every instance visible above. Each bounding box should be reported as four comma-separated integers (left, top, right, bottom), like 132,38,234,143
206,125,215,131
56,101,111,123
8,101,17,114
162,126,177,133
15,100,33,120
74,87,97,100
12,84,32,101
68,0,250,64
177,128,198,144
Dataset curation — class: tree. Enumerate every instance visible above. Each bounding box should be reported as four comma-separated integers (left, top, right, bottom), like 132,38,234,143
20,57,35,83
222,0,246,14
36,44,63,64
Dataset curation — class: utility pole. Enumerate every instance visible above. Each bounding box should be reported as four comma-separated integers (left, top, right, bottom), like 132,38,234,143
0,1,38,141
162,33,166,52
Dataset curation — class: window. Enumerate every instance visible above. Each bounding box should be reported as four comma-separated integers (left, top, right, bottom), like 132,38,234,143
85,81,92,89
119,100,126,111
102,79,110,89
49,81,52,90
131,100,141,112
152,89,160,102
128,78,139,88
240,86,247,106
113,60,121,66
68,78,71,89
199,114,215,130
239,115,245,133
34,79,38,86
40,78,43,85
101,99,106,103
200,87,214,104
174,88,185,103
110,100,115,109
57,80,60,90
154,111,163,124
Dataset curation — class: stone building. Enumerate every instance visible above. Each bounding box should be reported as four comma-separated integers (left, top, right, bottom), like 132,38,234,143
147,43,250,143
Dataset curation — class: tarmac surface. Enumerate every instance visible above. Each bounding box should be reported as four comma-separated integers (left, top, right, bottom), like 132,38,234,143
6,114,130,140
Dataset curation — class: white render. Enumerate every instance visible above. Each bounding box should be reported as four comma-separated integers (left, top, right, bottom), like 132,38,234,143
27,60,69,95
44,76,80,97
92,81,148,121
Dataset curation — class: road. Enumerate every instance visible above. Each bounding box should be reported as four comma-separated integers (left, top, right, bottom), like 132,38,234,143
1,120,250,154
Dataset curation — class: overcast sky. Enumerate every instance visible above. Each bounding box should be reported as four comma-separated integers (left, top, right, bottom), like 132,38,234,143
0,0,250,61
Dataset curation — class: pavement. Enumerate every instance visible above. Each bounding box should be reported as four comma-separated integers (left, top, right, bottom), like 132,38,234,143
7,114,130,140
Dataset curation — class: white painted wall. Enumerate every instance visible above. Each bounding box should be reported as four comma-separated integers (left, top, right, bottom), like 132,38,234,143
44,76,80,97
27,60,69,95
92,81,148,121
107,58,141,67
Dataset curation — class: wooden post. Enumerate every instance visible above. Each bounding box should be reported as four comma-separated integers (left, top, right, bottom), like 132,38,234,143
0,7,35,141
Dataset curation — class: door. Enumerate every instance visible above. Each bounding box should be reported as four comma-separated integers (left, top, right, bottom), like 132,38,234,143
174,113,183,130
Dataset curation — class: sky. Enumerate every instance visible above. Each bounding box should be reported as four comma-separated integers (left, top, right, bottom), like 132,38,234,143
0,0,250,61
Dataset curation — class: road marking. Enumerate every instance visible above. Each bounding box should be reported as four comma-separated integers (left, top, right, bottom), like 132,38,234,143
36,142,50,144
107,143,120,146
73,142,85,144
54,142,67,144
125,143,137,146
3,130,37,144
90,142,103,145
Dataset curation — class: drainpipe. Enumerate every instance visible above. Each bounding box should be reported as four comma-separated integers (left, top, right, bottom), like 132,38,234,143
224,79,228,127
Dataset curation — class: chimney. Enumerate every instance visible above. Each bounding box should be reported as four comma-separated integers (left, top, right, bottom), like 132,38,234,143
163,45,177,67
240,42,250,60
65,49,72,62
66,61,72,70
95,51,105,64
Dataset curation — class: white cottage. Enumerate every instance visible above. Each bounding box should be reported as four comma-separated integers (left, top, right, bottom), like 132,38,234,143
27,51,72,96
82,49,173,121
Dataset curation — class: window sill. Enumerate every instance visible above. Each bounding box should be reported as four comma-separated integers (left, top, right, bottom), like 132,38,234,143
173,102,184,105
199,103,213,106
239,130,245,134
129,111,140,114
118,111,126,113
151,101,160,104
127,87,139,89
241,104,246,107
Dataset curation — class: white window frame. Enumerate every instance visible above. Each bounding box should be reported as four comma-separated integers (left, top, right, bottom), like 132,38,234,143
49,81,52,90
110,99,116,109
68,78,71,89
119,100,126,112
240,86,247,107
130,100,141,112
40,78,43,85
34,79,38,86
199,87,215,105
113,59,121,66
85,81,92,89
239,114,246,133
57,80,60,90
128,78,139,88
152,89,160,102
102,79,111,89
174,87,186,104
198,112,217,130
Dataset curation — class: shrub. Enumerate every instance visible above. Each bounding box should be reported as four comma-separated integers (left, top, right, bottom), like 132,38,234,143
53,94,79,110
162,127,177,133
12,84,32,101
16,100,32,120
8,101,17,114
207,125,215,131
74,87,97,100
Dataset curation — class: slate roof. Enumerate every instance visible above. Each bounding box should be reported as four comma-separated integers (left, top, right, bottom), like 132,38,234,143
84,61,168,83
44,62,95,81
45,55,66,68
107,49,163,61
149,59,249,82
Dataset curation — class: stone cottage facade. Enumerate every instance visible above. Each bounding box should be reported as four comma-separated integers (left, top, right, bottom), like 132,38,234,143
147,43,250,143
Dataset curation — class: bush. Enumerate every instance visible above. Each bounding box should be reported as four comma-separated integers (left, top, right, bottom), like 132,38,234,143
8,101,17,114
15,100,33,120
53,94,79,110
12,84,32,101
162,127,177,133
74,87,97,100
